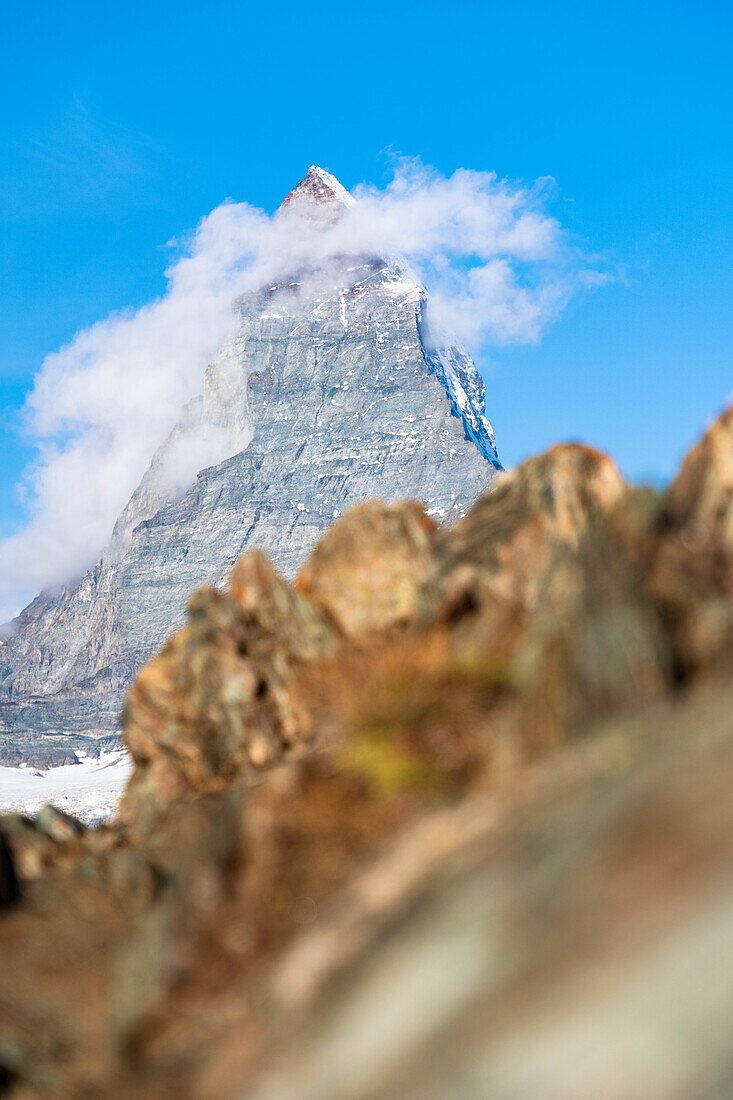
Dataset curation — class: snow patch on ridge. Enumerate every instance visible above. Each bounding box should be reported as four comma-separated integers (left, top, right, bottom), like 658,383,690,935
310,166,356,208
427,344,502,469
418,306,502,470
343,256,500,469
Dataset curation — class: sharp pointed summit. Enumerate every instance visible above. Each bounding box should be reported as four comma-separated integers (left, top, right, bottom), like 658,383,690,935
280,165,356,211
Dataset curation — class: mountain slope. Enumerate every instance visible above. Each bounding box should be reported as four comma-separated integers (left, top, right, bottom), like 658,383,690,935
0,169,500,765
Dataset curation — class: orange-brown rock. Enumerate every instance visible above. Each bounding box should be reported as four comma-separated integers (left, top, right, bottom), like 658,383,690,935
120,551,336,831
650,405,733,677
430,443,626,611
2,418,733,1098
295,501,438,639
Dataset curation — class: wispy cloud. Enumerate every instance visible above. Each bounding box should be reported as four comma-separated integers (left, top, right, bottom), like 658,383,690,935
0,160,604,620
2,100,160,215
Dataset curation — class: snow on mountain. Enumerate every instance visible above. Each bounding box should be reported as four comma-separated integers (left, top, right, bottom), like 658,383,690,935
279,165,356,211
0,748,131,824
0,167,501,786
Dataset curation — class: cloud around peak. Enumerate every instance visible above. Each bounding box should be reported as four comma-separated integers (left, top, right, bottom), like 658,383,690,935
0,159,604,621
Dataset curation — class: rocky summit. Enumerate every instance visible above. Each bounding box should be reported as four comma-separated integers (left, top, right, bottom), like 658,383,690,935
0,167,500,768
1,407,733,1097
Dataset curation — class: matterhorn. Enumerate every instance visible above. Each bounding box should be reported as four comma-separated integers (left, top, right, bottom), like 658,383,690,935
0,167,501,766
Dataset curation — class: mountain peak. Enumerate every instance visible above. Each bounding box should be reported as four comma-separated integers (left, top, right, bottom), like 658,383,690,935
280,165,356,211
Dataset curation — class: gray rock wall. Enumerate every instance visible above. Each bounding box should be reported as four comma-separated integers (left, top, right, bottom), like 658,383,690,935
0,258,500,763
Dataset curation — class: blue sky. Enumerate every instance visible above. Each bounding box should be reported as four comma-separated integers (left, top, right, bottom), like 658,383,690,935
1,0,731,556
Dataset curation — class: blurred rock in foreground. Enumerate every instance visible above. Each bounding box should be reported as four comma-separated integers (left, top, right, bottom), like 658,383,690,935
1,408,733,1098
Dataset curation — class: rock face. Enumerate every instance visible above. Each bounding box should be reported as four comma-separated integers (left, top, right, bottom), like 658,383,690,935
0,168,500,765
1,409,733,1097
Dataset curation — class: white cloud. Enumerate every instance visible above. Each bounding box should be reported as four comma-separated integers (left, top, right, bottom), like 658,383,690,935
0,160,602,620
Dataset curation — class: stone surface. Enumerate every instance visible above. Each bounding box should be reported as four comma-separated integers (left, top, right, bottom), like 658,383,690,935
0,169,500,766
294,500,439,639
649,404,733,678
0,410,733,1096
119,550,337,829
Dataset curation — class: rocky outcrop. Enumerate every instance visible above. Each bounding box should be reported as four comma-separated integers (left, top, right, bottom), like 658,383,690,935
649,404,733,677
2,407,733,1096
0,169,500,766
120,551,338,826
